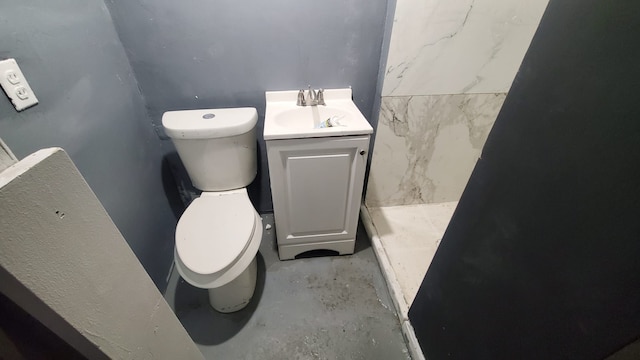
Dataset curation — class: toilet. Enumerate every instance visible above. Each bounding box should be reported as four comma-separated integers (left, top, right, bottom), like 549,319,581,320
162,107,262,313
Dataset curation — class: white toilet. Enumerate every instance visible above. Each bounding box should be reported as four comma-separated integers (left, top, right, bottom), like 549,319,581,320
162,107,263,313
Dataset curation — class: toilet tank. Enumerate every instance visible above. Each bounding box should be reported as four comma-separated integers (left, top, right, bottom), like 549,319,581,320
162,108,258,191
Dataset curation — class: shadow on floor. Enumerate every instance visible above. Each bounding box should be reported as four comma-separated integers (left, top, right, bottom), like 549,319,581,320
172,252,267,346
164,214,410,359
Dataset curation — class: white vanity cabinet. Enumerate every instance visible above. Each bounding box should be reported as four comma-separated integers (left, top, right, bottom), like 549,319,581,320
266,135,370,260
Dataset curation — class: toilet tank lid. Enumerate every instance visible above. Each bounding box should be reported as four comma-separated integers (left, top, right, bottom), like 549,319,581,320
162,107,258,139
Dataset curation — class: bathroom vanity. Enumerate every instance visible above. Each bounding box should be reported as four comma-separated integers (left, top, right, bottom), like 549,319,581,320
264,89,373,260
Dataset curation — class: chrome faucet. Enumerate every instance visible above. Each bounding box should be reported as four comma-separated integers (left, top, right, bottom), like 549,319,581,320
297,85,325,106
296,90,306,106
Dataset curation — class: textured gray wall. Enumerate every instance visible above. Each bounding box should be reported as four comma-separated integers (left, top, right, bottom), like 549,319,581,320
0,1,179,291
364,0,396,196
105,0,389,212
409,0,640,358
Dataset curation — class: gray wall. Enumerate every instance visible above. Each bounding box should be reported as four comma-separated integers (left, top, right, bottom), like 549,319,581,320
105,0,389,212
0,1,179,291
409,0,640,358
365,0,397,196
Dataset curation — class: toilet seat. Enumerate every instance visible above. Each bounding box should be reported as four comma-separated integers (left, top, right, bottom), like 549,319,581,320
174,189,262,288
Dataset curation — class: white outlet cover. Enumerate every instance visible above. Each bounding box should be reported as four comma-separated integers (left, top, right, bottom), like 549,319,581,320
0,58,38,111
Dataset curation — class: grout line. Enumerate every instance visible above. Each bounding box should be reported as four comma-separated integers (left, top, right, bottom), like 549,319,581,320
362,204,427,360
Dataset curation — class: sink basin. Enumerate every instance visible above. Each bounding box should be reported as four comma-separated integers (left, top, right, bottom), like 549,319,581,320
264,88,374,140
274,106,353,130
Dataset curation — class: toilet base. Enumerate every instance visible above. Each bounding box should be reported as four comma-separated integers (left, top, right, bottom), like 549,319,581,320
208,256,257,313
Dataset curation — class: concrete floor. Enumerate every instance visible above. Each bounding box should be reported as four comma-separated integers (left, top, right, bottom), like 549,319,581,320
164,214,410,360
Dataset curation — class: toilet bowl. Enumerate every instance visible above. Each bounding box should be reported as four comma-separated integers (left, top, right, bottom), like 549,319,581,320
174,189,262,312
162,107,261,313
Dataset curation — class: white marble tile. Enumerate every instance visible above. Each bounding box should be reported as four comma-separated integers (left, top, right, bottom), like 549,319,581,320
369,204,440,245
368,202,458,305
421,201,458,233
384,246,431,305
362,205,411,320
365,93,505,207
382,0,548,96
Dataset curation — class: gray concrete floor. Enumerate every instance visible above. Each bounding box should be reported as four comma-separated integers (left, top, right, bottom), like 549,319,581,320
164,214,410,360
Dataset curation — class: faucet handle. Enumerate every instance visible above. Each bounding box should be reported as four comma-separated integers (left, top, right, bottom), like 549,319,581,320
297,89,306,106
317,88,325,105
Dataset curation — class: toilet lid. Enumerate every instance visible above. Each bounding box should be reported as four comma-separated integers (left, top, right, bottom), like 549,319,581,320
176,192,256,275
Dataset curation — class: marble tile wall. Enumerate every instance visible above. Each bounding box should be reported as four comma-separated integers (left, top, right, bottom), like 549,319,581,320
366,94,506,206
366,0,547,207
382,0,549,96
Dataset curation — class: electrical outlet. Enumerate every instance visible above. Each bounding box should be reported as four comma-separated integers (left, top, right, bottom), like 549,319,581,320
0,58,38,111
6,71,20,85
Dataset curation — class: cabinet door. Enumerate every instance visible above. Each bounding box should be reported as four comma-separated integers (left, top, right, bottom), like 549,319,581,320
267,136,370,245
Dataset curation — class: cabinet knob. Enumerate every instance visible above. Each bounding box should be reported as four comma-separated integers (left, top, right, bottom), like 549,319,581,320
359,150,366,155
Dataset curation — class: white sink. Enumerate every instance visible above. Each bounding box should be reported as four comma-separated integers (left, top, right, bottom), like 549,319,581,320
264,88,374,140
273,106,353,130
